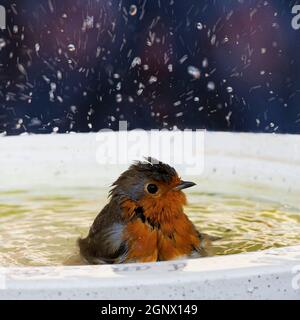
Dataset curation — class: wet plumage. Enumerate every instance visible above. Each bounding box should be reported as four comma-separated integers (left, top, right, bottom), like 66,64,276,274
78,157,214,264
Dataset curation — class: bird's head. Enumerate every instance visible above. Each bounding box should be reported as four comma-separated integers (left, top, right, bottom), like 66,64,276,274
110,157,196,220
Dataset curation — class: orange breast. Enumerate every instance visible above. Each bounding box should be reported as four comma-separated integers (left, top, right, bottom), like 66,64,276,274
158,214,201,260
123,219,158,263
123,214,201,262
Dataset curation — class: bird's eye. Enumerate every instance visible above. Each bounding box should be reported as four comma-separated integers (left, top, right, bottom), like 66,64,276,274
147,184,158,194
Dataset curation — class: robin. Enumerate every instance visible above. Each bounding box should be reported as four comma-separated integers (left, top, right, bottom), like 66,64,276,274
78,157,215,264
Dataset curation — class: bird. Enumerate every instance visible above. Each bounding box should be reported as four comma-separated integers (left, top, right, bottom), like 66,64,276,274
78,157,215,264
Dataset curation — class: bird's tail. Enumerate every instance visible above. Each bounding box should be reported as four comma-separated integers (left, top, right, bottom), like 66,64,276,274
77,237,86,253
77,237,108,265
77,237,93,261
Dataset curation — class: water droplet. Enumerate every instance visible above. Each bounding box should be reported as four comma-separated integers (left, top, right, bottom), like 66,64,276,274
137,88,143,96
50,82,57,91
187,66,201,79
168,64,173,72
179,55,188,64
57,71,63,80
17,63,27,76
35,43,40,52
196,22,203,30
226,86,233,93
207,81,215,91
131,56,141,68
149,76,158,84
202,58,208,68
70,105,77,113
0,38,6,49
211,34,216,45
116,82,121,91
129,5,137,16
68,44,76,52
116,94,122,103
82,16,94,30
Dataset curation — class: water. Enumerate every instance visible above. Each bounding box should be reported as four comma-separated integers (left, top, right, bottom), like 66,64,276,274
0,187,300,267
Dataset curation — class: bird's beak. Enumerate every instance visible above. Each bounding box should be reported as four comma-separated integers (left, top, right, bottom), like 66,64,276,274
173,180,196,191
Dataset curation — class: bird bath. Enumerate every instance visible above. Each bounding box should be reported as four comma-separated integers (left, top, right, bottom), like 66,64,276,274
0,131,300,299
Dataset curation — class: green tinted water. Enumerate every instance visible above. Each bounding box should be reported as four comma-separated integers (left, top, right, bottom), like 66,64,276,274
0,187,300,266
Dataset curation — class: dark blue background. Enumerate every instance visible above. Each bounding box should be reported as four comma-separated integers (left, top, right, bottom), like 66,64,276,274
0,0,300,135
